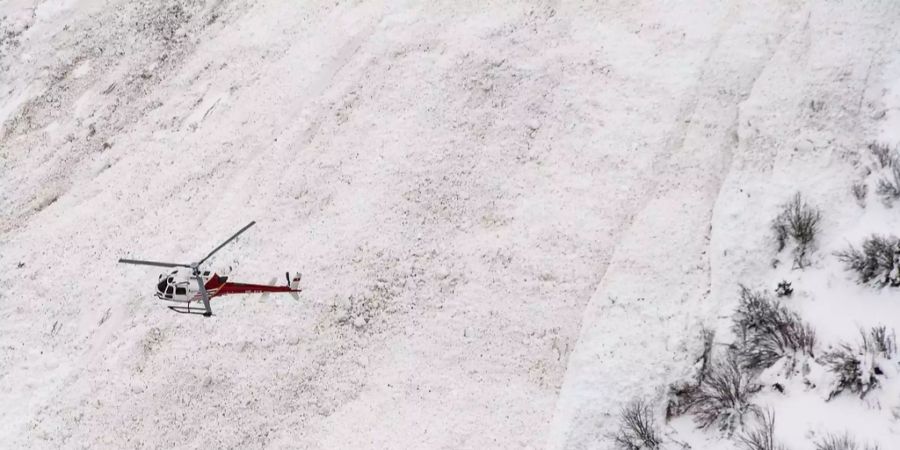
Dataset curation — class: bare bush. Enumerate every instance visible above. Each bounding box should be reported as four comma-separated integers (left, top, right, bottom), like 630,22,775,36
834,235,900,287
733,287,816,371
666,381,697,421
821,327,896,400
733,288,777,333
851,182,867,207
738,410,786,450
865,142,900,205
822,344,873,400
868,142,893,168
772,193,821,268
692,349,760,433
613,399,663,450
815,432,880,450
868,326,897,357
666,327,715,420
876,162,900,205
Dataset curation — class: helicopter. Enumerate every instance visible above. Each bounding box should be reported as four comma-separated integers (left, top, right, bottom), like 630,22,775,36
118,221,301,316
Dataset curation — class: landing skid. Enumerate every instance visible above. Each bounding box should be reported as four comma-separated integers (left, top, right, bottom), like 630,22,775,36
167,305,213,316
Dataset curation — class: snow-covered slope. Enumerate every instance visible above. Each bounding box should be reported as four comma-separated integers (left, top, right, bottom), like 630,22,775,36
551,1,900,449
1,0,898,449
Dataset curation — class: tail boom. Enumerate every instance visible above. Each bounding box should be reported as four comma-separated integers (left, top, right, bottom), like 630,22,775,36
213,272,302,299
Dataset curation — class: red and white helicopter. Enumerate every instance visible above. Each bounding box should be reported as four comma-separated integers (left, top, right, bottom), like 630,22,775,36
118,221,301,316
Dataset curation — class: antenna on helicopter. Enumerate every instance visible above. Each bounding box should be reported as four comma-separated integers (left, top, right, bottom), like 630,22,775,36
118,221,256,317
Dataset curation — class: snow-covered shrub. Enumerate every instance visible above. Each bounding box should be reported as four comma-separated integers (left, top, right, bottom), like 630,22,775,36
821,327,897,401
834,235,900,287
851,182,867,207
772,193,821,268
691,349,760,433
875,162,900,205
868,326,897,356
666,327,715,419
738,410,786,450
864,142,900,206
613,399,663,450
821,345,874,400
665,381,697,421
733,287,816,371
868,142,893,168
814,433,880,450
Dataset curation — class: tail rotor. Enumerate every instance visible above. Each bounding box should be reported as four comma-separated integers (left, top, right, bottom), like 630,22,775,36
288,272,302,301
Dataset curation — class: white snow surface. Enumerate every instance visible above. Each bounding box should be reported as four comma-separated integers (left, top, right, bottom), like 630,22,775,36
552,1,900,449
1,1,899,449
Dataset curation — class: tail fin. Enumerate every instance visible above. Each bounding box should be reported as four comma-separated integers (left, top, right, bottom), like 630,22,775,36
288,272,302,301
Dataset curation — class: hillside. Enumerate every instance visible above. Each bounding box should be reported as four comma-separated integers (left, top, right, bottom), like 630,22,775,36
1,1,898,449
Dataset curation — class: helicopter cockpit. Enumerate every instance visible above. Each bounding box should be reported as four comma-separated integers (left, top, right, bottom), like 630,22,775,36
155,269,211,301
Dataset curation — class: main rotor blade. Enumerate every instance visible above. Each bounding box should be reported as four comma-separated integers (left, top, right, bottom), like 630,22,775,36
197,221,256,266
194,275,213,317
118,259,191,268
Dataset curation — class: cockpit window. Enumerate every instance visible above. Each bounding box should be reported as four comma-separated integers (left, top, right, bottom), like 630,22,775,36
165,286,173,298
157,279,167,292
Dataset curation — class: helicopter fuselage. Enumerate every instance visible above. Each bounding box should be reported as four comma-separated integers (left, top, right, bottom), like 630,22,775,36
118,221,300,316
155,269,301,304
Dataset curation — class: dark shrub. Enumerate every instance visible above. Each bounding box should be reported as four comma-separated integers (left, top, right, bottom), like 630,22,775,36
815,432,880,450
868,142,893,168
666,381,697,421
733,287,816,371
612,399,663,450
738,409,786,450
666,327,715,420
772,193,821,268
876,163,900,204
821,327,896,400
868,326,897,356
834,235,900,287
691,349,760,433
